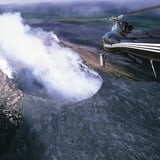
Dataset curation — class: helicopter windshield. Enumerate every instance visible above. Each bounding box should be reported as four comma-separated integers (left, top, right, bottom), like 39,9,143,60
111,21,133,35
120,21,133,33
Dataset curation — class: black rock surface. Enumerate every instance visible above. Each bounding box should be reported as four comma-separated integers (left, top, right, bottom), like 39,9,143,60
0,70,24,155
2,73,160,160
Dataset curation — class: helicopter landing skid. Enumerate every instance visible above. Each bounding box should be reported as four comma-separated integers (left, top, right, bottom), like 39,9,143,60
150,59,157,78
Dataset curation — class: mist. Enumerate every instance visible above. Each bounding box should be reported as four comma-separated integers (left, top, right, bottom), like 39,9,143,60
0,55,13,78
0,12,102,101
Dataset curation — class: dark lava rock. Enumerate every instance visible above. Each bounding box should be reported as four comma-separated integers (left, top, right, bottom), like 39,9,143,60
0,70,24,154
0,72,160,160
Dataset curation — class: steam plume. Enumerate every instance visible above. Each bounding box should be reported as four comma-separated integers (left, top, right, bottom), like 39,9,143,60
0,55,13,78
0,12,102,101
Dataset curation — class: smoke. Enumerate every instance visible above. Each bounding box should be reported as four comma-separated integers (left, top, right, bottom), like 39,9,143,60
0,55,13,78
0,12,102,101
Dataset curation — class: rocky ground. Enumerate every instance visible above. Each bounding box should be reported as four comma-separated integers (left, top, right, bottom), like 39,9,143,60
0,40,160,160
0,39,144,155
0,41,130,155
0,70,24,154
0,37,159,158
61,40,136,79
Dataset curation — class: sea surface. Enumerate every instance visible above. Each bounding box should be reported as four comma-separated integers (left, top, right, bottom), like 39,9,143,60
1,2,160,160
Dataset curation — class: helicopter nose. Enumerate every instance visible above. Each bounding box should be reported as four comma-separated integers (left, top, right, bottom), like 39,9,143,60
103,32,120,44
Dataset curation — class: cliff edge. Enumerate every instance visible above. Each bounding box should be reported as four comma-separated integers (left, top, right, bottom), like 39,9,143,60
0,70,24,154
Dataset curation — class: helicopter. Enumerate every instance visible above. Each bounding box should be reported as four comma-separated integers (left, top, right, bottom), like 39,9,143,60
102,5,160,77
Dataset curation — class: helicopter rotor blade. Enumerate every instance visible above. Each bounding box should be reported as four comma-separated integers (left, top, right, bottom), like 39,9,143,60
48,18,106,22
123,4,160,17
109,4,160,21
37,5,160,23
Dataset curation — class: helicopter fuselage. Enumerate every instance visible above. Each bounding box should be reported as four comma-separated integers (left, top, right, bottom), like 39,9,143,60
103,20,160,61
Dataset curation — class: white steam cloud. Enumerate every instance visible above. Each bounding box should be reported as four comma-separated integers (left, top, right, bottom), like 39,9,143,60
0,55,13,78
0,12,102,101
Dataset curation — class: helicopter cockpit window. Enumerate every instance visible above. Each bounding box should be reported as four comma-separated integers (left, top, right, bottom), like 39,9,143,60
121,21,133,33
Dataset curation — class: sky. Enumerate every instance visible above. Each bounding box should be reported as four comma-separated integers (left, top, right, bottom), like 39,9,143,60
0,0,127,4
0,0,159,6
0,0,86,4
